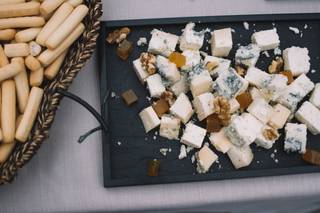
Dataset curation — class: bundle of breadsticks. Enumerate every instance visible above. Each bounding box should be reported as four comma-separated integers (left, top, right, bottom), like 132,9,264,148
0,0,88,163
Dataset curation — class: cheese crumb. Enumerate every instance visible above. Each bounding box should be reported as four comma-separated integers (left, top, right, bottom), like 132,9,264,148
153,136,157,140
289,27,300,34
178,145,187,159
304,24,308,29
274,47,281,55
311,69,316,74
191,155,195,163
160,148,169,156
117,141,122,146
137,37,147,46
186,146,194,153
111,92,116,98
262,51,270,57
231,28,235,33
243,22,249,30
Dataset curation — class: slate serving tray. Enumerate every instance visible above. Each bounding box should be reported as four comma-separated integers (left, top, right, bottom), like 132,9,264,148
98,13,320,187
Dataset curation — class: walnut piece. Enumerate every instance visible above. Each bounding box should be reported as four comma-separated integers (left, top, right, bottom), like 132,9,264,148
106,27,131,44
205,61,219,72
235,65,246,77
268,57,284,74
213,96,231,126
161,90,176,106
262,128,279,141
140,52,156,75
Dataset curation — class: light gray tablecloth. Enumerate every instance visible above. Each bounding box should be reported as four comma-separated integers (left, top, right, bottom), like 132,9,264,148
1,0,320,213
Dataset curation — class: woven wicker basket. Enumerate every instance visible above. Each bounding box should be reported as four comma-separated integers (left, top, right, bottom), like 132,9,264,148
0,0,103,185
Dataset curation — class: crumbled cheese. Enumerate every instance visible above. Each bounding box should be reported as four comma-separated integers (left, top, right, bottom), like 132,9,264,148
117,141,122,146
304,24,308,29
191,155,195,163
262,51,270,57
186,146,194,153
178,145,187,159
274,47,281,55
243,21,249,30
153,136,157,140
275,159,279,163
289,27,300,34
231,28,235,33
137,37,147,46
111,91,116,98
311,69,316,73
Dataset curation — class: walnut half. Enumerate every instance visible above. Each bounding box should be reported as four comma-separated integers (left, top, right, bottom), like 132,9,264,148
140,52,156,75
213,96,231,126
262,127,279,141
268,57,284,74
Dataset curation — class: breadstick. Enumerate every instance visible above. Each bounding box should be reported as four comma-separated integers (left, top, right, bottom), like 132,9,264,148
36,2,73,46
15,28,41,43
0,62,23,82
4,43,29,58
0,45,9,67
0,140,16,163
40,0,66,17
29,67,43,86
0,16,45,30
38,23,84,66
12,57,29,113
15,87,43,143
45,4,88,49
0,2,40,19
25,55,41,71
44,49,68,80
0,0,25,5
29,41,42,57
67,0,83,7
1,80,16,143
0,29,16,41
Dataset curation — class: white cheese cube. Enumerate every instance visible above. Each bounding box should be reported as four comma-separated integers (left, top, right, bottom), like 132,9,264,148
196,146,218,173
146,74,166,98
229,98,240,113
192,92,215,121
295,101,320,135
211,28,233,57
224,113,263,147
247,98,274,124
139,106,161,133
170,72,189,96
235,44,261,67
255,126,279,149
283,46,310,76
227,144,253,169
213,68,248,99
245,67,270,88
204,55,231,76
181,50,201,71
133,58,149,84
209,128,232,153
251,28,280,51
268,103,291,129
180,22,204,51
180,122,206,148
170,93,194,124
284,123,307,153
156,55,180,84
159,114,181,140
148,29,179,57
310,83,320,109
189,66,213,97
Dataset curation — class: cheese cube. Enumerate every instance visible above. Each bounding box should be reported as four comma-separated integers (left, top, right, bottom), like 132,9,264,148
196,146,218,173
235,44,261,67
224,113,263,147
283,46,310,76
139,106,161,133
295,101,320,135
180,22,204,51
133,58,149,84
284,123,307,153
146,74,166,98
255,126,279,149
209,128,232,153
227,144,253,169
181,50,201,71
189,66,213,97
170,93,194,124
251,28,280,51
229,98,240,113
268,104,291,129
213,68,248,99
159,114,181,140
170,72,189,96
310,83,320,109
156,55,180,84
148,29,179,57
260,74,288,101
192,92,215,121
249,87,267,100
247,98,274,124
204,55,231,76
180,122,206,148
245,67,270,88
211,28,233,57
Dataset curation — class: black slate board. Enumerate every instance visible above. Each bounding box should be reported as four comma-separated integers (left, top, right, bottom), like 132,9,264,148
98,13,320,187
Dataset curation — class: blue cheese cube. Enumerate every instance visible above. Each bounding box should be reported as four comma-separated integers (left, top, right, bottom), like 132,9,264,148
251,28,280,51
146,74,166,98
180,122,206,148
170,93,194,124
181,50,201,71
227,144,253,169
170,72,189,96
310,83,320,109
255,126,279,149
283,46,310,76
133,58,149,84
211,28,233,57
204,55,231,76
180,22,204,51
245,67,271,88
247,98,274,124
192,92,215,121
235,44,261,67
159,114,181,140
139,106,161,133
148,29,179,57
295,101,320,135
156,55,181,84
284,123,307,153
209,128,232,153
189,65,213,97
196,146,218,173
213,68,248,99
